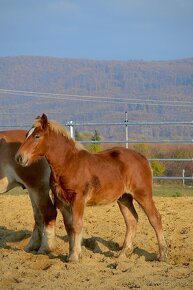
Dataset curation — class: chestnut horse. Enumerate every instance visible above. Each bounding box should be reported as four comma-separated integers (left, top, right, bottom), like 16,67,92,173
15,114,168,262
0,130,57,253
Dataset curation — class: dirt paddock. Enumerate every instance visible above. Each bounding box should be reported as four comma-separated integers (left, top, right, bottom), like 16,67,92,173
0,193,193,290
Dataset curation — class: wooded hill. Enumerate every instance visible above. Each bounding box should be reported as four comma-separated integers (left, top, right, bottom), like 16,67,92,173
0,56,192,140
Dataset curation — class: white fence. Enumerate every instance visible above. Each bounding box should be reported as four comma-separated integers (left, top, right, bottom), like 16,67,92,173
66,116,193,183
0,114,193,182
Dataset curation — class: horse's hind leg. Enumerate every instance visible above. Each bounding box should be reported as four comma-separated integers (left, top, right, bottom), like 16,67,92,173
135,193,168,262
117,193,138,258
24,194,43,252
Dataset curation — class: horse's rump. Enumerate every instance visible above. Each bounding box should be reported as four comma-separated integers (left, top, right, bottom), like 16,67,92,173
0,129,56,254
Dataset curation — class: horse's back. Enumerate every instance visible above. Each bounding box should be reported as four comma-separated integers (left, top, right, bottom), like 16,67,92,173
76,147,152,205
0,130,27,165
0,129,27,143
96,146,152,194
96,146,150,171
80,146,151,182
0,129,50,193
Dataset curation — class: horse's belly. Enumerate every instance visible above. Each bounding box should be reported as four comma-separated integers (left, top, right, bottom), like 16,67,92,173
0,165,17,193
86,187,123,206
0,176,10,193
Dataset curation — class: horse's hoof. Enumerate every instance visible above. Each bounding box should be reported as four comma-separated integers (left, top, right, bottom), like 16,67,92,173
67,257,79,263
158,253,168,262
24,244,39,252
118,247,133,259
37,247,50,255
68,253,82,263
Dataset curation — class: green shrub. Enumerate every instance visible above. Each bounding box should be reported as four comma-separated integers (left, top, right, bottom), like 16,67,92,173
133,143,149,156
151,160,165,177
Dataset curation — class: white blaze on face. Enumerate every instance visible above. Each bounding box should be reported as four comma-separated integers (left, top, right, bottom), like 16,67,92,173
26,127,35,139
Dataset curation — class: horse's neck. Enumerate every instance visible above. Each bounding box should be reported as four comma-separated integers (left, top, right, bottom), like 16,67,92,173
45,132,76,175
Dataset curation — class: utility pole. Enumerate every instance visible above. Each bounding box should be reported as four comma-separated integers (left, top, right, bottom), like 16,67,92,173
125,111,128,149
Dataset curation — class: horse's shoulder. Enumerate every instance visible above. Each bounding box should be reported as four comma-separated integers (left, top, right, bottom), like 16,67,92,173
0,130,27,143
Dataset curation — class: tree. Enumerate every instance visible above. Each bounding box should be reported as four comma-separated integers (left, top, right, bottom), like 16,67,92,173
91,130,101,142
75,129,82,141
88,130,102,153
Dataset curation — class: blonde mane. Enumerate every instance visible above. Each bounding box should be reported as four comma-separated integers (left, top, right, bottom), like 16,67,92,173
33,117,86,151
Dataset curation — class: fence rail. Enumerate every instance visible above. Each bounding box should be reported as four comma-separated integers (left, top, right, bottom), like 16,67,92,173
67,117,193,183
80,139,193,143
67,121,193,126
153,176,192,180
0,115,193,182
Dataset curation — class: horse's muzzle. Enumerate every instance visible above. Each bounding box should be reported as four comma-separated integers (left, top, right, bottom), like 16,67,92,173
15,153,29,167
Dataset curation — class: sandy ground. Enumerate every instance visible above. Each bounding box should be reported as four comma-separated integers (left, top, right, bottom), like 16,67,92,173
0,193,193,290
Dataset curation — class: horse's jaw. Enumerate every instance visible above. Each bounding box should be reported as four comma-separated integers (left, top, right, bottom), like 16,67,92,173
15,153,31,167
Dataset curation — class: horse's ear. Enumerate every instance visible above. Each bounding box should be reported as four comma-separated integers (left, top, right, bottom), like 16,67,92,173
41,113,48,129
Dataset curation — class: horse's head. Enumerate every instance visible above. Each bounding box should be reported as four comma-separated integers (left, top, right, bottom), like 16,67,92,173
15,114,49,167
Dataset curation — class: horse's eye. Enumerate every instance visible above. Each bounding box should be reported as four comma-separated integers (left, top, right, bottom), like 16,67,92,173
34,135,40,140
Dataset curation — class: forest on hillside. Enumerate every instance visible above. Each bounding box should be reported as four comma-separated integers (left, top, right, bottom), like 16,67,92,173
0,56,193,98
0,56,193,140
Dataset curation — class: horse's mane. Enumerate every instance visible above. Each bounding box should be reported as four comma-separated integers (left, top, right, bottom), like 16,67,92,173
33,118,86,151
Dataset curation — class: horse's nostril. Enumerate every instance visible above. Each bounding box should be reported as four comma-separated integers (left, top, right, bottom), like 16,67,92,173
15,154,22,165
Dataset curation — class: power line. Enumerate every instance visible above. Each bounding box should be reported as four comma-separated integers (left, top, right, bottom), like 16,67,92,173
0,88,193,107
0,88,192,103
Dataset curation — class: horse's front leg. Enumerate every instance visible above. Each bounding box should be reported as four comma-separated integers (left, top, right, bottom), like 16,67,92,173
63,198,85,262
59,203,73,257
28,188,57,254
37,191,57,254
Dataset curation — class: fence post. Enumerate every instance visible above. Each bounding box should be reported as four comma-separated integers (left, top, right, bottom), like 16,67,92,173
182,169,185,187
68,120,74,138
125,111,128,148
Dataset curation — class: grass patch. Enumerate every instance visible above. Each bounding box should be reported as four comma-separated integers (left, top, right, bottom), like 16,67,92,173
153,184,193,197
1,184,193,197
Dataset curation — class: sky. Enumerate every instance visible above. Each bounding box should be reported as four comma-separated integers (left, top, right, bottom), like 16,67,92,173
0,0,193,61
